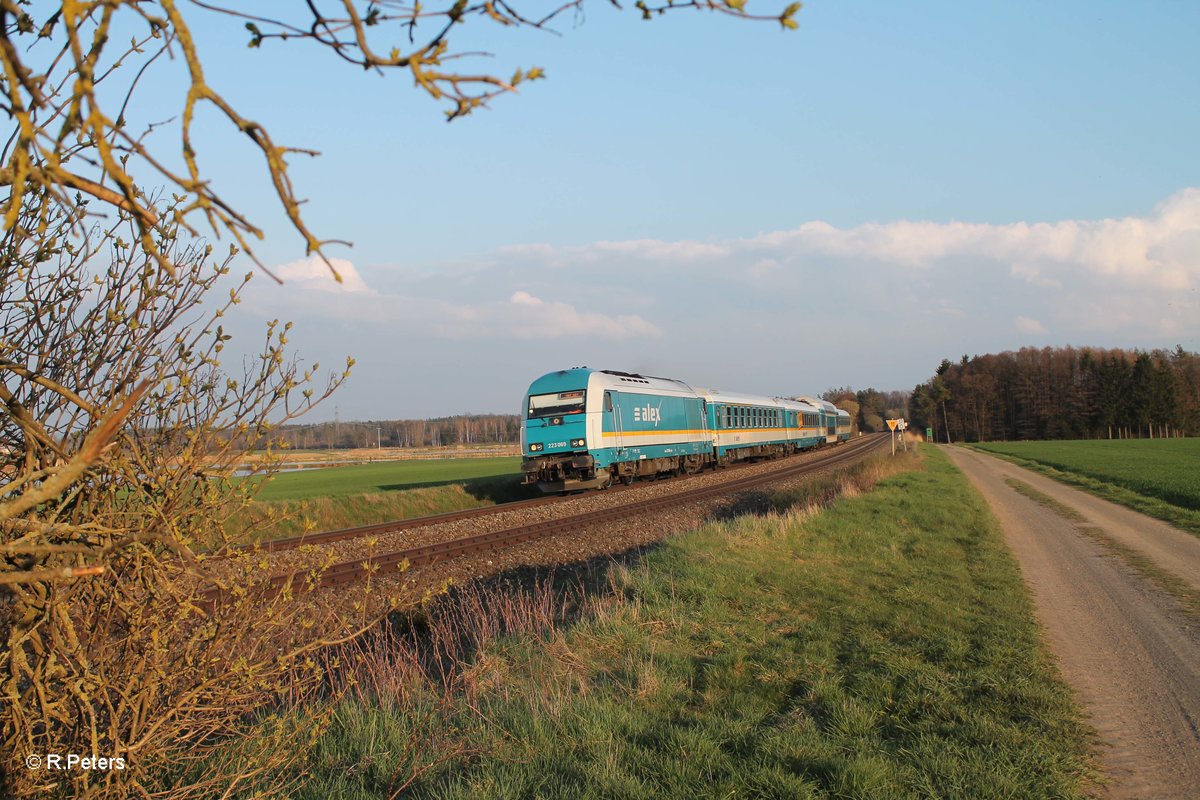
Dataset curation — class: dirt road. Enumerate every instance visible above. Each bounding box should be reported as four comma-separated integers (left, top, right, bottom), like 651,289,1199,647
944,446,1200,799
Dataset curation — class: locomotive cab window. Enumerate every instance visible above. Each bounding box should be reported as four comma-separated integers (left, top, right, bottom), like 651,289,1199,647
528,390,586,419
603,392,613,413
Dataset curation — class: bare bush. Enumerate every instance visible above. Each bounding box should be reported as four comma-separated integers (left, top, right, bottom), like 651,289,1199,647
0,193,368,798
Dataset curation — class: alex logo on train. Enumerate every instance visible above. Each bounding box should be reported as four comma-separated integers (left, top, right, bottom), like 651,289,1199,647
632,403,662,427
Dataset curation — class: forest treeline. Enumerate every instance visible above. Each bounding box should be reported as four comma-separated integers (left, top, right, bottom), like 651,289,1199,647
908,346,1200,443
275,414,522,450
821,388,911,434
263,346,1200,452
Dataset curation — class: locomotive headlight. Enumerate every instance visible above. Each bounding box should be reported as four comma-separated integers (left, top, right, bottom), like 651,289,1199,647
529,443,543,452
571,438,586,448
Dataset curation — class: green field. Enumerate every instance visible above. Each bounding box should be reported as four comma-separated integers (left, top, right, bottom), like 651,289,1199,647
968,440,1200,535
207,447,1094,798
234,456,531,541
251,456,522,501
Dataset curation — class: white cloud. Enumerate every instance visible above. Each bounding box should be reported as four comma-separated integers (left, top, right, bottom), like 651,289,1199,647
248,267,659,341
501,238,731,267
747,189,1200,290
273,255,372,293
746,258,781,283
1014,316,1047,335
509,290,544,306
436,294,662,340
495,189,1200,293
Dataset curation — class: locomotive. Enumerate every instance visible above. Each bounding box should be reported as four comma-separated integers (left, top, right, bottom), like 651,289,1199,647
520,368,852,493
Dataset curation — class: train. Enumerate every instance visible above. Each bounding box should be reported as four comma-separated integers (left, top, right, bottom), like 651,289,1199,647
520,367,852,493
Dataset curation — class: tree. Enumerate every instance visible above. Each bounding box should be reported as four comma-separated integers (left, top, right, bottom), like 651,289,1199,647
822,387,860,432
909,346,1200,442
1,3,804,796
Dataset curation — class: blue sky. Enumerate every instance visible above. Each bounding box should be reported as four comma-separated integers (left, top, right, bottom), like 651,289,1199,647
150,1,1200,419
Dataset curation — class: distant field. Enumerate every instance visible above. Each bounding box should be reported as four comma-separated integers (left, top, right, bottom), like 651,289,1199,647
971,439,1200,511
251,456,522,501
233,456,530,540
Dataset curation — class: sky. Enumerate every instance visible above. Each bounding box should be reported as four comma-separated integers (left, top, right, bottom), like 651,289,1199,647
134,1,1200,420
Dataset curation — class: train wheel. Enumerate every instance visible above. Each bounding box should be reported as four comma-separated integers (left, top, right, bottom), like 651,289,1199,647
621,474,634,486
599,472,613,490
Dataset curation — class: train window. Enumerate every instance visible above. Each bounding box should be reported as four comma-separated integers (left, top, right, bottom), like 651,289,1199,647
528,390,586,419
604,392,613,413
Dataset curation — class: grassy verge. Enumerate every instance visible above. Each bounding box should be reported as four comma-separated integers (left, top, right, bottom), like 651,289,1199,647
966,441,1200,537
1005,477,1200,619
221,446,1094,799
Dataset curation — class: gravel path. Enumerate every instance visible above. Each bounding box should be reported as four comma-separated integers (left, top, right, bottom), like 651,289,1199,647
945,446,1200,799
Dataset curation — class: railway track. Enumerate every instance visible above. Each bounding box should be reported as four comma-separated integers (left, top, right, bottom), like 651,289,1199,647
239,437,867,554
206,435,888,606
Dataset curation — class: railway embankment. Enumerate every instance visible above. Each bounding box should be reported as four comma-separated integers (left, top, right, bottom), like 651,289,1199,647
195,445,1095,799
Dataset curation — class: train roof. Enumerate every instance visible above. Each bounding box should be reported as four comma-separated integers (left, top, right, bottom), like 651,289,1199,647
694,388,817,411
524,368,697,398
796,396,840,413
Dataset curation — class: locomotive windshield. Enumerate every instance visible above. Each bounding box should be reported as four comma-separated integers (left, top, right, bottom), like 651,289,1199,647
527,390,586,419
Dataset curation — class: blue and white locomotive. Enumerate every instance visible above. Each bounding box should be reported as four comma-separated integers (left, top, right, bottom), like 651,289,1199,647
521,367,854,493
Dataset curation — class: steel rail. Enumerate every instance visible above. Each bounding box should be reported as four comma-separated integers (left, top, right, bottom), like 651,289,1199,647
237,436,873,553
213,434,889,603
